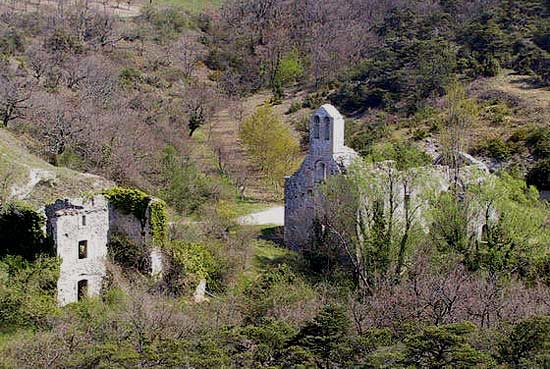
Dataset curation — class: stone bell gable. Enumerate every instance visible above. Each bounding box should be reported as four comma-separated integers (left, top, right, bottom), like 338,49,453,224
284,104,358,250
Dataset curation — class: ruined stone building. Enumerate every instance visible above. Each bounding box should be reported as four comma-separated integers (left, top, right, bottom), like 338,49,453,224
45,194,163,306
284,105,490,250
284,104,359,249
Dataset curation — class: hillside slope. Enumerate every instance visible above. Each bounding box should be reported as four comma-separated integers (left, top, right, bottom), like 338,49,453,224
0,129,113,207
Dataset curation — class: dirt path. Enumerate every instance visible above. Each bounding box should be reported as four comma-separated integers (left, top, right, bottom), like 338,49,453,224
238,206,284,226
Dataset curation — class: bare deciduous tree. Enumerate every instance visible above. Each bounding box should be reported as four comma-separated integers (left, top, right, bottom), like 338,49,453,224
172,33,205,79
0,72,31,127
25,44,51,82
178,80,220,138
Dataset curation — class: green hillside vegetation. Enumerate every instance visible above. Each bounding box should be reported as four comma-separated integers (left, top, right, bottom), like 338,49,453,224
0,0,549,368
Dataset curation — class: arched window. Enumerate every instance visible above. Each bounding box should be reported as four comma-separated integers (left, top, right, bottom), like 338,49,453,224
315,161,327,183
77,279,88,301
324,117,330,140
313,115,320,139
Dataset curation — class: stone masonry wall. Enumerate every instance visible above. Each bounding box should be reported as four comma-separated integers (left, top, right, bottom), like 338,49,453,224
46,194,164,306
46,196,109,306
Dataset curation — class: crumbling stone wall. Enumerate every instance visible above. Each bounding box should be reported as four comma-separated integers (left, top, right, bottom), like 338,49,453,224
340,161,492,239
46,196,109,306
46,194,164,306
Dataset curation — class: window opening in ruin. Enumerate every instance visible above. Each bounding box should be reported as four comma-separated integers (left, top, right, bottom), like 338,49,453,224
77,279,88,301
78,240,88,259
82,215,86,226
315,162,327,183
313,115,320,139
324,117,330,140
481,224,489,242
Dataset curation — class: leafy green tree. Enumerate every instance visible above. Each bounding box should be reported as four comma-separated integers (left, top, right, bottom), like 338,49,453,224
318,161,427,289
475,173,550,275
159,145,225,214
429,191,473,257
366,141,431,170
239,104,300,191
295,304,352,369
500,316,550,369
238,318,298,367
402,322,494,369
272,50,304,98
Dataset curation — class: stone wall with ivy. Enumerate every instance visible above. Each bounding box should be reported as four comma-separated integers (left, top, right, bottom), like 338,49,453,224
43,187,169,305
103,187,168,248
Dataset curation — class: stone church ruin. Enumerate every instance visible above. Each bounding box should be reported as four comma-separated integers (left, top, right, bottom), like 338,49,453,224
284,105,490,250
284,104,358,249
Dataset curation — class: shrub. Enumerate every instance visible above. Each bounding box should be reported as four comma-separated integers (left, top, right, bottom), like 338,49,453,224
475,137,513,161
166,241,225,293
403,322,494,368
44,28,83,54
0,27,24,57
0,202,53,260
286,101,302,115
140,5,193,43
159,145,227,214
344,117,390,157
526,158,550,191
526,127,550,158
482,100,510,125
500,316,550,368
0,255,60,329
119,67,143,87
302,91,329,109
480,56,501,77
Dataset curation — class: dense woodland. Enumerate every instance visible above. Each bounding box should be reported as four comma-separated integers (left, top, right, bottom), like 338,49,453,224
0,0,549,368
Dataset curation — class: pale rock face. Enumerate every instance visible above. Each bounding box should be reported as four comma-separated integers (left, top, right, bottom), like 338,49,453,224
193,279,208,303
284,104,358,250
150,248,164,277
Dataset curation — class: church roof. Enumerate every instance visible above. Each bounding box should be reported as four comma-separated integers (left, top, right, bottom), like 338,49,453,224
316,104,343,120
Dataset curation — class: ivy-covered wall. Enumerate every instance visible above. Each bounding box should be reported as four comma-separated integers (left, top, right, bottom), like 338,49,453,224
103,187,168,247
